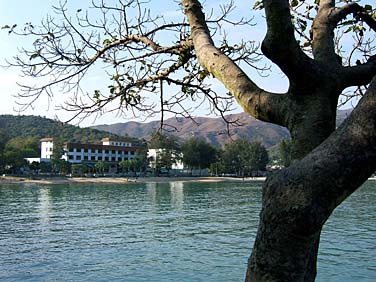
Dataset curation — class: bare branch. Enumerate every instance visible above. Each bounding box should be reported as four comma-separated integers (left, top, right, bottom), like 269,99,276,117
261,0,314,85
341,54,376,88
5,0,262,126
182,0,288,126
330,2,376,33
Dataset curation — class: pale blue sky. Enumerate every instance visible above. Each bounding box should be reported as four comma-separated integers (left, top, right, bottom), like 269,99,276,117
0,0,295,127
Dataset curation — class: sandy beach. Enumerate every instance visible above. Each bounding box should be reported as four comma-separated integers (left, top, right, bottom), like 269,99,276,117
2,175,374,185
0,175,267,185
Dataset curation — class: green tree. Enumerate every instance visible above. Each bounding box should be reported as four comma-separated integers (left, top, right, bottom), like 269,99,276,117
149,132,181,151
3,150,27,172
6,0,376,281
3,136,39,172
39,161,52,173
209,160,225,176
133,148,149,174
72,163,89,176
119,158,139,175
53,159,71,174
247,141,269,174
155,149,180,174
50,138,65,173
222,140,242,176
0,115,124,144
181,137,217,174
278,139,292,167
95,160,109,175
0,129,10,173
119,159,131,174
150,132,181,174
222,139,269,176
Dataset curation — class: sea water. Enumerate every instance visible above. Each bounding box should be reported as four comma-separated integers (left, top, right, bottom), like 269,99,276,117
0,181,374,281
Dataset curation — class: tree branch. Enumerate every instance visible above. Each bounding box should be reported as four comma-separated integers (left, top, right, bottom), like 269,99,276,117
311,0,340,64
261,0,314,85
341,54,376,88
181,0,288,126
330,2,376,33
327,2,376,87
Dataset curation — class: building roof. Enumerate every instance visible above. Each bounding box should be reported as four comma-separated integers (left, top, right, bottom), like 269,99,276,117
40,137,54,142
101,137,136,142
64,142,144,151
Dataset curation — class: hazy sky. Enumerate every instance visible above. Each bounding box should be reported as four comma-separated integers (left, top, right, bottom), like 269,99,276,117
0,0,291,127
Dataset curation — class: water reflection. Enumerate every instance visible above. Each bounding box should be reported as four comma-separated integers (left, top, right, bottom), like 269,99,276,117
170,182,184,210
37,187,52,231
0,181,374,282
146,181,185,211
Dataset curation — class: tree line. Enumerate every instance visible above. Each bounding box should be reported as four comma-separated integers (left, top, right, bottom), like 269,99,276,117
0,128,290,176
148,132,271,177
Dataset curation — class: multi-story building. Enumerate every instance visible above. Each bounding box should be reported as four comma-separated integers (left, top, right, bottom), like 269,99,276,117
40,138,54,162
40,137,145,165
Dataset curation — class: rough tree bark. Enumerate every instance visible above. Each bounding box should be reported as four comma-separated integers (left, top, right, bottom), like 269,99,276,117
246,78,376,281
182,0,376,281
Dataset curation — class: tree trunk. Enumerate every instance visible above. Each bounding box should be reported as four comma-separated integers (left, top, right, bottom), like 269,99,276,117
245,78,376,281
181,1,376,280
286,92,338,160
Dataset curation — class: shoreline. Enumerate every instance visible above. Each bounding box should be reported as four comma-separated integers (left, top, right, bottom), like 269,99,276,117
1,176,375,186
0,175,267,185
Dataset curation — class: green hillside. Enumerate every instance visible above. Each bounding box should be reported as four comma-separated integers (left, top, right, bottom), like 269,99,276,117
0,115,123,143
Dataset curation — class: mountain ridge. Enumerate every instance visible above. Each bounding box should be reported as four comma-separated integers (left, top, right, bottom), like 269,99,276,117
93,113,266,148
92,109,352,148
0,109,352,149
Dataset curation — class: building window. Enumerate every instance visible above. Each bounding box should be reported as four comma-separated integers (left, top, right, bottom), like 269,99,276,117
76,155,81,160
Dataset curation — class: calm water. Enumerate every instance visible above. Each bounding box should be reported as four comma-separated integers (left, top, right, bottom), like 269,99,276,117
0,181,374,282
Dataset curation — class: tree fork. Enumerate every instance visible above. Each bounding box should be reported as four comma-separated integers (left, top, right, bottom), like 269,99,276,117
246,76,376,281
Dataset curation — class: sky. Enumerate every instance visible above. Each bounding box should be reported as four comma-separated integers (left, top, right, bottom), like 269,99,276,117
0,0,363,127
0,0,292,127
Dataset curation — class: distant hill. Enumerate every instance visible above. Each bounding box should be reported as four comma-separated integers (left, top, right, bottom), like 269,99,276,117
0,109,352,148
92,112,289,148
0,115,123,143
92,109,352,148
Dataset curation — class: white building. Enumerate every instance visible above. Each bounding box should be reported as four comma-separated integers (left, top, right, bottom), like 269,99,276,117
40,138,54,162
40,137,145,165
